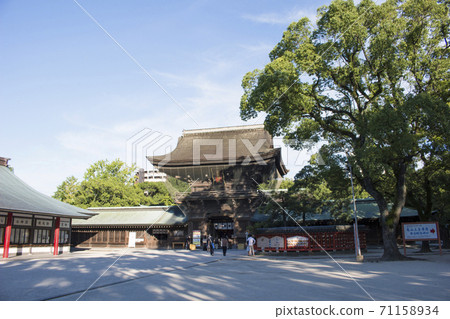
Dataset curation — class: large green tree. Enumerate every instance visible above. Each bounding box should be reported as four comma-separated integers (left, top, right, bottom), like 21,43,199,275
256,179,307,228
293,145,370,221
54,175,79,206
240,0,449,260
406,123,450,251
54,159,174,208
257,150,370,229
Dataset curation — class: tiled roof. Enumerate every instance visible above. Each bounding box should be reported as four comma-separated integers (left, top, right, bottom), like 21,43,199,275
72,205,187,226
148,124,285,168
251,198,420,222
0,166,92,219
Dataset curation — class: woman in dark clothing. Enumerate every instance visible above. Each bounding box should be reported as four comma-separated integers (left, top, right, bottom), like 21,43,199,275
207,235,214,256
221,236,228,256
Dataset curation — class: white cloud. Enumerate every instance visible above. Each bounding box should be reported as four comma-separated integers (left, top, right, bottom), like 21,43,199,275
152,57,247,129
57,129,123,158
49,35,293,194
242,8,317,25
239,42,274,56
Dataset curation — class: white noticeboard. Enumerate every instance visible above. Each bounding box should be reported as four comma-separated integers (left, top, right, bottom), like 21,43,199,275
128,232,136,248
402,222,441,256
403,223,438,240
257,236,284,250
287,236,309,248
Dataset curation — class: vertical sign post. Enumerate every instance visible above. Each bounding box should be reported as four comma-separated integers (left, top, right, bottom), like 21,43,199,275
192,230,201,248
53,217,60,256
2,213,13,258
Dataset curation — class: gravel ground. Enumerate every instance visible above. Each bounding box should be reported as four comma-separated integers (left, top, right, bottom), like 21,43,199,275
1,247,449,301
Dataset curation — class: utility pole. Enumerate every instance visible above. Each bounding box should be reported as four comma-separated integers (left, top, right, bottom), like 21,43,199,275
347,158,364,262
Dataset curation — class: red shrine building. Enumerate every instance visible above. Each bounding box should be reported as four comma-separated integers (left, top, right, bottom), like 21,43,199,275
0,157,94,258
147,124,288,245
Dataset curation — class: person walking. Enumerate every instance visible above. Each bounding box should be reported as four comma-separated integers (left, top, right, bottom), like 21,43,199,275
247,234,255,256
185,236,191,250
207,235,214,256
221,236,228,256
202,236,207,251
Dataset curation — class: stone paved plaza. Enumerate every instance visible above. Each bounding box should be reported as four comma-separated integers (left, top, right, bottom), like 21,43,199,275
0,248,449,301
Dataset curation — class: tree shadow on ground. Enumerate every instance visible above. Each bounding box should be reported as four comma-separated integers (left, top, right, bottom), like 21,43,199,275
1,250,449,301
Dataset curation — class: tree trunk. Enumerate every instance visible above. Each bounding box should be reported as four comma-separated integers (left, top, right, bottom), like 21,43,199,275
440,225,450,249
419,240,432,253
380,162,409,260
377,198,407,260
360,161,409,260
380,223,405,260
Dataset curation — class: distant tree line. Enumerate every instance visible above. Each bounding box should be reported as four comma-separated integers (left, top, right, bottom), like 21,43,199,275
53,159,174,208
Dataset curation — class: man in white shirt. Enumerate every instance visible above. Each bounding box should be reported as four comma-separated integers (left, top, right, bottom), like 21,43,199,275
247,235,256,256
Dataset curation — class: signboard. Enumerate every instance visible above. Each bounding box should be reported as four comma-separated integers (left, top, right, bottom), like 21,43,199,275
36,219,53,227
13,218,32,226
213,223,233,230
287,236,309,249
193,230,201,247
61,218,70,229
60,221,70,229
403,223,438,240
257,236,269,250
402,222,441,256
257,236,284,250
128,232,136,248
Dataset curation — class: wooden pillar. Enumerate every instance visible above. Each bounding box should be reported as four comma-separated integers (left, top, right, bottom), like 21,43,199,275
53,217,60,256
2,213,13,258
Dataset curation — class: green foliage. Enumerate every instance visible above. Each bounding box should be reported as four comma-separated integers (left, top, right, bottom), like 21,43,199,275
241,0,449,151
256,159,370,227
76,178,142,208
257,179,285,191
257,179,297,227
53,159,174,208
406,120,450,223
295,145,369,220
53,176,79,206
165,176,191,193
240,0,449,258
84,159,135,184
138,182,173,206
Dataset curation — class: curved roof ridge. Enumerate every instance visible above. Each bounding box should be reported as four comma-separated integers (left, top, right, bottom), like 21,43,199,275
183,124,264,135
0,166,93,219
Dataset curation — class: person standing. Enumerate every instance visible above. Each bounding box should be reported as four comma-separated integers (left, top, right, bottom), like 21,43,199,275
185,236,191,250
202,235,207,251
247,234,256,256
207,235,214,256
221,236,228,256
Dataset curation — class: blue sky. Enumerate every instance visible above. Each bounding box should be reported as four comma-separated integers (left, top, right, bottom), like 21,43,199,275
1,0,337,195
